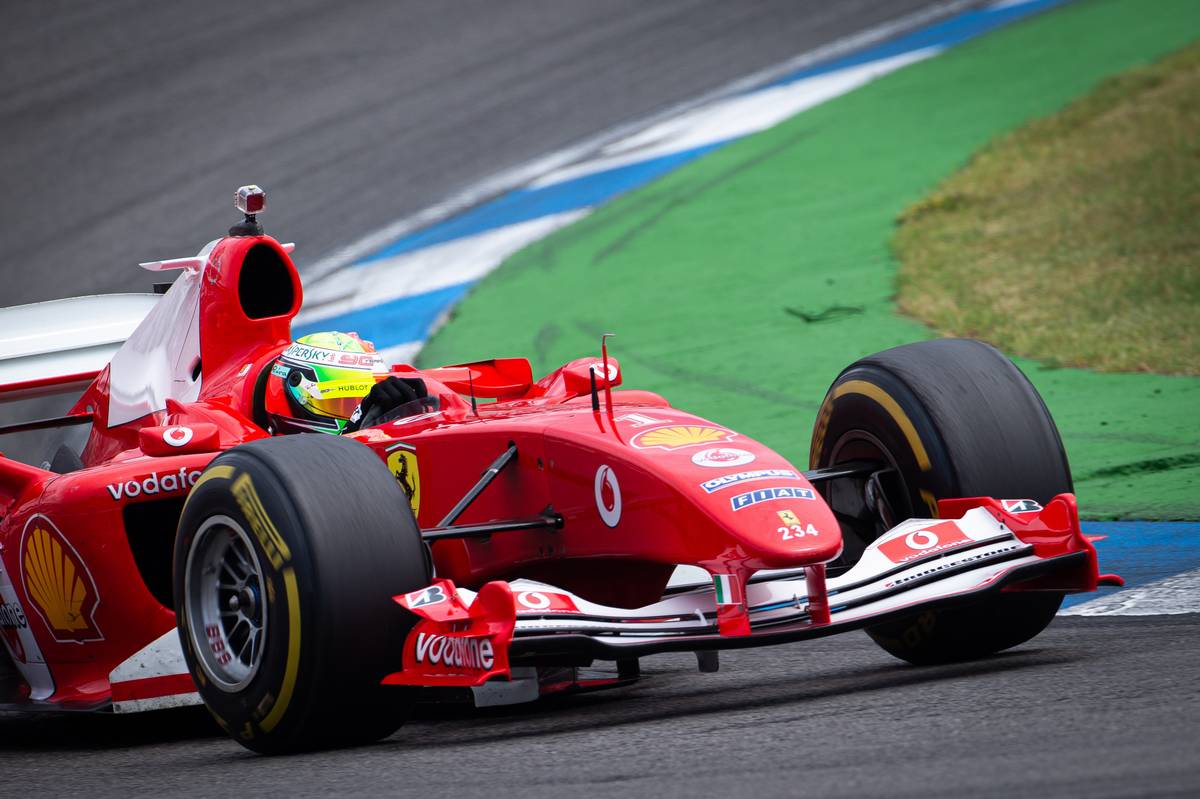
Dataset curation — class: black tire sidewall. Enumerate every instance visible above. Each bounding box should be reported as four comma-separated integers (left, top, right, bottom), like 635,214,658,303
174,455,319,750
812,338,1073,528
173,435,430,753
809,339,1073,665
811,363,957,520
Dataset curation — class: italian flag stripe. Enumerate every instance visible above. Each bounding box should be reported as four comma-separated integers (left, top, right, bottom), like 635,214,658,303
714,574,735,605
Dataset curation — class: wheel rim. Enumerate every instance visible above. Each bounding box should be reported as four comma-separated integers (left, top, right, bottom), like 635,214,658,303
184,515,268,692
824,430,913,572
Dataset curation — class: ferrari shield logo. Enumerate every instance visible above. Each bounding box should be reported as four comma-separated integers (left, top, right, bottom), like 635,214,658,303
387,449,421,516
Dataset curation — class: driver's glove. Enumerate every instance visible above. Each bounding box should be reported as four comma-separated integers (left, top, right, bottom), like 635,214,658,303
348,377,429,432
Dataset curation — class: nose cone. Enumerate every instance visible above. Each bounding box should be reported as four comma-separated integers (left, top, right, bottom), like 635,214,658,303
685,448,843,568
614,417,844,569
539,409,845,574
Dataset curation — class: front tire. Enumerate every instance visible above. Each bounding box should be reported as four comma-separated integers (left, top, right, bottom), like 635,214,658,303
173,434,431,754
810,339,1070,665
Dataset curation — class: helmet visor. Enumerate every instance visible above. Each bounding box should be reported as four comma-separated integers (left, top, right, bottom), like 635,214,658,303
292,376,381,421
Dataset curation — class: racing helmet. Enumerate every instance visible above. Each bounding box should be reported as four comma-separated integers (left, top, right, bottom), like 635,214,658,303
263,331,387,434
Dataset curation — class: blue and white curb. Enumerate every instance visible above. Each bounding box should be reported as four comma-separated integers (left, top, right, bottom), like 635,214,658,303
295,0,1198,616
1061,569,1200,615
295,0,1070,364
1062,523,1200,615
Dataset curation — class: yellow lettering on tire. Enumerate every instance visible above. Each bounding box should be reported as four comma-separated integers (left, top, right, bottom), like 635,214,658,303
231,473,292,568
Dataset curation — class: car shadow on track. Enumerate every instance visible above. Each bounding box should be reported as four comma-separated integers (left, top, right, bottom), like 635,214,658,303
381,646,1083,750
0,706,222,751
0,646,1081,755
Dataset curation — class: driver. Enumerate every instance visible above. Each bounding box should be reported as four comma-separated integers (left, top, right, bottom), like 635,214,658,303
262,331,433,434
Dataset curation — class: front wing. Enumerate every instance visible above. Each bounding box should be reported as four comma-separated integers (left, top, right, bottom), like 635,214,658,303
385,494,1111,693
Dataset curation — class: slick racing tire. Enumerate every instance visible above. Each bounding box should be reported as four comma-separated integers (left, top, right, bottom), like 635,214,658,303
173,434,431,754
810,338,1071,666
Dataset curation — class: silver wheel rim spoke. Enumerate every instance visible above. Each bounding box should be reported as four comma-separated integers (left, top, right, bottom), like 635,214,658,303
184,515,269,692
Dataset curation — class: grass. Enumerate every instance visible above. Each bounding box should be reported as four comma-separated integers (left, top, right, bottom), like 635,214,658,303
894,40,1200,375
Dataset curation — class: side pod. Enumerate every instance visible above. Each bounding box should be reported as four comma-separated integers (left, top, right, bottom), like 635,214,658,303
0,457,53,514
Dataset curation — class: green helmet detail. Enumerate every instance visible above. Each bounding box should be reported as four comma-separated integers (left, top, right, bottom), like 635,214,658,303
269,331,387,434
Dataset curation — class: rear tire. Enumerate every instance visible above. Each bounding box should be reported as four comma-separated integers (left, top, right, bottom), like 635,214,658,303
173,434,431,754
810,339,1070,665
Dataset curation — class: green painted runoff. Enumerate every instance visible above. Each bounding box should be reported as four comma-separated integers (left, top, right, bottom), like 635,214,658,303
422,0,1200,519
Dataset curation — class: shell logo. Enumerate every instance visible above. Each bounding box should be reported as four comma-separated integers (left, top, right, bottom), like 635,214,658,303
20,516,102,643
631,425,735,451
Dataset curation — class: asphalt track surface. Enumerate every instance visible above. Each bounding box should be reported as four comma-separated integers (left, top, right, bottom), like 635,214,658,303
1,616,1197,797
2,0,940,305
4,1,1199,796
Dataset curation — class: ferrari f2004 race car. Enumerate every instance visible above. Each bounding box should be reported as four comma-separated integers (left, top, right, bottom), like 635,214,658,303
0,187,1118,753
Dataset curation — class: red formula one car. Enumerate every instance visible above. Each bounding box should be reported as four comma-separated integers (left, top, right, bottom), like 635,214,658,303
0,188,1118,753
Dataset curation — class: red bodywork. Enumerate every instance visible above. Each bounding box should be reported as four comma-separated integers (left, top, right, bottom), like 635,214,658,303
0,230,1103,711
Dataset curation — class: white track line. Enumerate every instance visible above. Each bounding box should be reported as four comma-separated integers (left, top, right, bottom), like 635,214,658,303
530,48,940,189
298,210,587,323
298,0,982,285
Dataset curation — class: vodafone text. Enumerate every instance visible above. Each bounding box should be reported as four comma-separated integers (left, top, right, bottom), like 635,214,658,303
414,633,495,671
106,468,201,500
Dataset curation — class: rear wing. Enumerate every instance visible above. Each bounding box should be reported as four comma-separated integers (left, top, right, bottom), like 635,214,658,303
0,293,159,401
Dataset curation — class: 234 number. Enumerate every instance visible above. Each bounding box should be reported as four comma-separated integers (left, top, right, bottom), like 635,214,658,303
779,523,819,540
